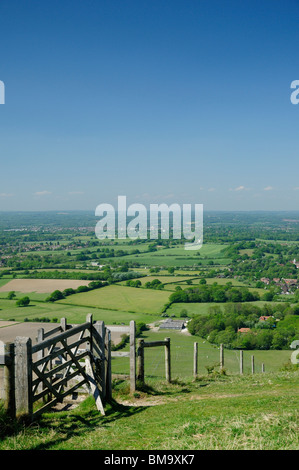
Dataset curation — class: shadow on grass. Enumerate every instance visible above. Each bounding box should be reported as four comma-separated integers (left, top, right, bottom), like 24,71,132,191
19,397,148,450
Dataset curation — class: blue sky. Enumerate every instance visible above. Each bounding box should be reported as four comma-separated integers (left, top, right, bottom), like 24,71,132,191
0,0,299,211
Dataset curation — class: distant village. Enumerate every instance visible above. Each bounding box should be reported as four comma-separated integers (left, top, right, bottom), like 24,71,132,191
259,258,299,294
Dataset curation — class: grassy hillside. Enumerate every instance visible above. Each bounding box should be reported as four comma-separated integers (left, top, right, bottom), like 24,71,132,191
1,370,298,450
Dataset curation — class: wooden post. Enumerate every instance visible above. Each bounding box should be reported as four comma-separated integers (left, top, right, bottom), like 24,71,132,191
165,337,171,383
37,328,45,401
14,337,33,418
86,313,93,354
220,343,224,370
105,328,112,401
240,350,243,375
251,355,255,374
2,342,15,418
130,320,136,394
137,339,144,383
262,363,265,373
60,317,67,332
94,321,106,402
193,342,198,378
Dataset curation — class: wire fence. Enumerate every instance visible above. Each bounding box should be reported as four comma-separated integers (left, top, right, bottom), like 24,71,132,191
111,334,291,380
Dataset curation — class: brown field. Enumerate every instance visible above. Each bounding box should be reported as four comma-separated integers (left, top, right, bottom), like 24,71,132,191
0,321,123,345
0,279,91,294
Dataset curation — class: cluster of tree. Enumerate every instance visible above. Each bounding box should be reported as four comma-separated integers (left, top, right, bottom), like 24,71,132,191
145,279,164,290
111,271,144,282
125,279,142,287
45,280,107,302
16,296,30,307
187,302,299,350
26,270,111,281
24,269,144,284
168,283,259,304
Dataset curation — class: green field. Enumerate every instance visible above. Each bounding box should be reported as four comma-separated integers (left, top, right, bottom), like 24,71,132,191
0,297,162,325
100,243,231,267
57,284,170,314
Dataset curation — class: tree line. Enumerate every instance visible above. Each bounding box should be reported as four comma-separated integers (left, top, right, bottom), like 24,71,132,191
168,283,260,304
187,302,299,350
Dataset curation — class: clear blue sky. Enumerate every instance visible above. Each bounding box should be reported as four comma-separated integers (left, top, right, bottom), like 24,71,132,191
0,0,299,211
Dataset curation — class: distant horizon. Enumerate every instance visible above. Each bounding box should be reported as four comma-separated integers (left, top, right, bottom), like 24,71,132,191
1,208,299,214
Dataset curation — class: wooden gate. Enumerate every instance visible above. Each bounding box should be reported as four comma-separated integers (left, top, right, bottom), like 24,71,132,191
1,314,111,420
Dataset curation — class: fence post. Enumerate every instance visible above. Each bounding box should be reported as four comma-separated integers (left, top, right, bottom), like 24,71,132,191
105,328,112,401
130,320,136,394
251,355,255,374
14,337,33,418
220,343,224,370
262,363,265,373
240,350,243,375
60,317,67,332
165,337,171,383
193,342,198,378
2,342,15,418
137,339,144,384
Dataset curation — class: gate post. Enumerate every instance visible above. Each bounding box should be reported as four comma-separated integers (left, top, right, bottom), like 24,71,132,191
14,337,33,418
130,320,136,394
105,328,112,401
137,339,144,384
93,321,106,402
1,342,15,418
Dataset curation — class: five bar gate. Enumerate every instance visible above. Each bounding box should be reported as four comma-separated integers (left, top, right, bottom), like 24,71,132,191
0,315,112,419
0,318,173,420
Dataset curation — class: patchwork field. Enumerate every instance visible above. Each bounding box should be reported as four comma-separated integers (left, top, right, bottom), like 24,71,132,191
100,243,231,267
0,278,91,294
58,284,170,314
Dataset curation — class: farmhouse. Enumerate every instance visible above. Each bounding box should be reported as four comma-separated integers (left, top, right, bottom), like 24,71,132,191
159,319,185,330
238,328,251,333
292,259,299,269
283,279,297,286
259,316,272,321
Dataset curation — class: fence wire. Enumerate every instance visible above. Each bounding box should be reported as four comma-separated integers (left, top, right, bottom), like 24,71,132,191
111,339,289,380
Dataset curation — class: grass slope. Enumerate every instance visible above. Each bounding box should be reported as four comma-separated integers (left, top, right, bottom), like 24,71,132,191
1,371,298,450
